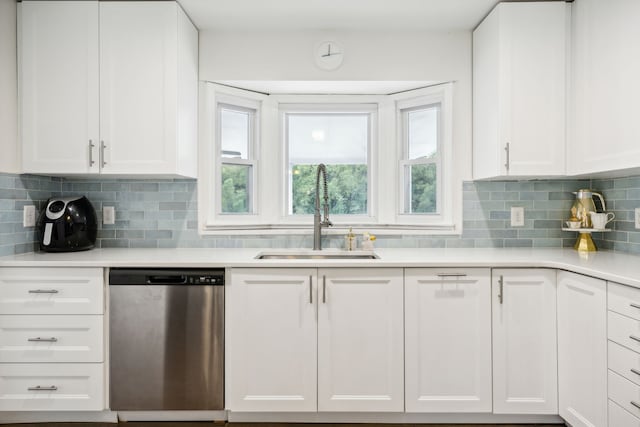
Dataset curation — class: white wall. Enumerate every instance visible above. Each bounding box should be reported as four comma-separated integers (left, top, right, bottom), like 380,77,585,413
0,0,19,173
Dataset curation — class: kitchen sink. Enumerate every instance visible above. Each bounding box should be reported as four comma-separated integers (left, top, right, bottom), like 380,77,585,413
255,250,380,260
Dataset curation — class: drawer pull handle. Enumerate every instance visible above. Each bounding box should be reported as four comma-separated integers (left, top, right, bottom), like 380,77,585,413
27,337,58,343
28,289,59,294
28,386,57,391
632,401,640,411
631,368,640,377
630,335,640,343
631,303,640,310
437,273,467,278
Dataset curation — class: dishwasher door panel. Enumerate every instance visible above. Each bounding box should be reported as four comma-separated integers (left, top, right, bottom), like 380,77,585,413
109,284,224,410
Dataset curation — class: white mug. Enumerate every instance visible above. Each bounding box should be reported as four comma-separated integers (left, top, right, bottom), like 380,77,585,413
590,212,615,229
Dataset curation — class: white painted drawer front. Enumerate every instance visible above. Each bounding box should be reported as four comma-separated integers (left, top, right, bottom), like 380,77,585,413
609,311,640,353
610,399,640,427
0,268,103,314
610,341,640,387
609,370,640,419
0,315,103,363
0,363,104,411
610,282,640,322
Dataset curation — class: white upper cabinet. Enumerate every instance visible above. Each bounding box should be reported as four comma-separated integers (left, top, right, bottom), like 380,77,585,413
404,269,492,413
492,269,558,414
20,1,99,174
473,2,568,179
20,1,198,178
568,0,640,175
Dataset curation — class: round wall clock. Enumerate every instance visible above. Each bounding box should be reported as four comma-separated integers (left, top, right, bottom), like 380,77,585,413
314,41,344,71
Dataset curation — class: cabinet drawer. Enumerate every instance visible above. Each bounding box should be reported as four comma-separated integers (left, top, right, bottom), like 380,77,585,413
610,399,640,427
0,315,103,363
0,363,104,411
0,268,103,314
610,282,640,321
609,370,640,419
609,311,640,353
610,341,640,387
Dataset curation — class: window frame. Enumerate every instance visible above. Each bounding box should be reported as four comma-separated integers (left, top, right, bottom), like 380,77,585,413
198,83,458,235
279,102,378,225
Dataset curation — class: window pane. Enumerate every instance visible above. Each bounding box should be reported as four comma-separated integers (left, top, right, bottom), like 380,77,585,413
221,108,250,159
405,163,437,214
408,105,439,160
221,164,251,213
291,164,367,215
288,114,369,215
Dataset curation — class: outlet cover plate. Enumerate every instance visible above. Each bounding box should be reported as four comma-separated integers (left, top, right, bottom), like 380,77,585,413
23,205,36,227
103,206,115,225
635,208,640,229
511,206,525,227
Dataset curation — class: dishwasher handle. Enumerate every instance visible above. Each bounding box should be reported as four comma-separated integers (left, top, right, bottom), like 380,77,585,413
146,275,188,285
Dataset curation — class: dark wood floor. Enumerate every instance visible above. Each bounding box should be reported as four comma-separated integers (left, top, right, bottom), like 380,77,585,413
0,422,567,427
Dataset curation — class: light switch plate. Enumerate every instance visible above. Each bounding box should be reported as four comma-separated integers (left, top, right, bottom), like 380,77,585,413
23,205,36,227
635,208,640,229
511,206,525,227
103,206,115,225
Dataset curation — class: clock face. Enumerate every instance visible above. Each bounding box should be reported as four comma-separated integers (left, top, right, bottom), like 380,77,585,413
314,41,344,71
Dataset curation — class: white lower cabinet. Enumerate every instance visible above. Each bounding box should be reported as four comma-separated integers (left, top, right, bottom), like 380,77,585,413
226,267,403,413
404,268,492,412
557,271,607,427
0,267,106,412
317,268,403,412
225,268,317,412
492,269,558,414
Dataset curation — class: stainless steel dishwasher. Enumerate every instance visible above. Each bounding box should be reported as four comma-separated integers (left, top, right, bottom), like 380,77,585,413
109,268,224,411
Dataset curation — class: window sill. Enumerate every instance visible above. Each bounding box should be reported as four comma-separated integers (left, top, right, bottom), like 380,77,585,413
199,223,460,236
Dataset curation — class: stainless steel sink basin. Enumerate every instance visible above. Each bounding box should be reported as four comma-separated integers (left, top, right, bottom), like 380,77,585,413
255,250,380,260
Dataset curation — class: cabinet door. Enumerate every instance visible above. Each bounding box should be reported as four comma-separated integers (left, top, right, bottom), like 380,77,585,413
569,0,640,175
405,268,491,413
20,1,99,174
99,2,178,175
317,268,403,412
492,269,558,414
226,268,317,412
473,2,566,179
557,271,607,427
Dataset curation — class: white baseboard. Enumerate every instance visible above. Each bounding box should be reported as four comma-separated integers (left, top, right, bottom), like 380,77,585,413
0,411,118,424
228,411,565,424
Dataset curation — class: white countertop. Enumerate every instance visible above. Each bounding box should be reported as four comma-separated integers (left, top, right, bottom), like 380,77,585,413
1,247,640,289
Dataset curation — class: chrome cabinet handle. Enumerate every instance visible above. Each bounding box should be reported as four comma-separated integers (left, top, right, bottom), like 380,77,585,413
631,303,640,310
631,368,640,377
28,289,58,294
28,337,58,342
100,140,107,167
498,275,504,304
632,401,640,411
630,335,640,343
28,386,57,391
437,273,467,278
309,275,313,304
504,142,510,173
89,140,95,166
322,275,326,304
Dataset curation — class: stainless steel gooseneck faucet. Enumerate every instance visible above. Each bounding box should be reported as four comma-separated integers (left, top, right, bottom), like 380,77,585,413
313,164,332,250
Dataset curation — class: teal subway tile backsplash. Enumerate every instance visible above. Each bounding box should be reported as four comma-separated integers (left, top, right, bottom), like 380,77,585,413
2,173,640,255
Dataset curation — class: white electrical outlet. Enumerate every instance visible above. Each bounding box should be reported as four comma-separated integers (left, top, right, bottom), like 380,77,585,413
511,206,525,227
635,208,640,229
23,205,36,227
103,206,115,225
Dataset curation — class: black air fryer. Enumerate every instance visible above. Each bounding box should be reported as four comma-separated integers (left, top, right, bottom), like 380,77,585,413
38,196,98,252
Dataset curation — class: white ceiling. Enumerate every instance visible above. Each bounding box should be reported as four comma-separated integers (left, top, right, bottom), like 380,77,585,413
215,80,443,95
179,0,501,32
